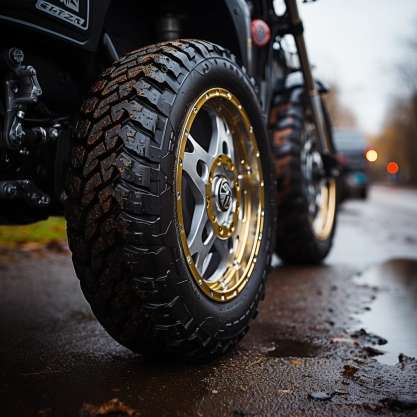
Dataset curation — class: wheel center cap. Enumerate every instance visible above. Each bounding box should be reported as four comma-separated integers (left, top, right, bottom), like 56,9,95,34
216,178,233,212
206,154,239,239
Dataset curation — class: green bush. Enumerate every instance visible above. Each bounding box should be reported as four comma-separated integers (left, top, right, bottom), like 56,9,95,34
0,217,66,247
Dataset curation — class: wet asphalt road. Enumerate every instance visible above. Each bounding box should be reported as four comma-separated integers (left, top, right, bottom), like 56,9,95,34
1,185,417,417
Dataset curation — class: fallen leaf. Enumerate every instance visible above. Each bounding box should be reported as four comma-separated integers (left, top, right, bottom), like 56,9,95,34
343,364,359,378
288,358,303,367
80,398,138,417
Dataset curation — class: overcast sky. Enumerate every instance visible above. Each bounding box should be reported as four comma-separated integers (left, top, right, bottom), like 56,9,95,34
297,0,417,135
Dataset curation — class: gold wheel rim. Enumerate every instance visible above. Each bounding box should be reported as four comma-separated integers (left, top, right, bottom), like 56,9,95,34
313,179,336,240
302,125,337,241
175,88,265,302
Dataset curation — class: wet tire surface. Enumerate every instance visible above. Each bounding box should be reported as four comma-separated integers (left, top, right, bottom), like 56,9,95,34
1,185,417,417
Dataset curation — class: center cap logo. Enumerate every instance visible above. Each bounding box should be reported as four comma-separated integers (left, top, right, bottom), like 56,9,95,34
218,179,232,212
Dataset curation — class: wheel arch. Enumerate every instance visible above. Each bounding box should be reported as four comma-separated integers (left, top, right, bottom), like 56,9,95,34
104,0,249,67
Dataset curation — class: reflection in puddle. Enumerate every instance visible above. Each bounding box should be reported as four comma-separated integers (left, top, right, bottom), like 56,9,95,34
263,339,320,358
355,259,417,365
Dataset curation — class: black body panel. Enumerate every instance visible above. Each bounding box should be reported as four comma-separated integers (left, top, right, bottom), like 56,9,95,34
0,0,249,60
0,0,110,51
224,0,252,74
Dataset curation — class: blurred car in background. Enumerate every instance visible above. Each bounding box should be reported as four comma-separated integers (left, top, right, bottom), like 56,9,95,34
334,129,369,200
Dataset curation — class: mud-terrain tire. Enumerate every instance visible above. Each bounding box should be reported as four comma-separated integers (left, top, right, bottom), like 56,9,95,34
65,40,275,361
271,97,337,264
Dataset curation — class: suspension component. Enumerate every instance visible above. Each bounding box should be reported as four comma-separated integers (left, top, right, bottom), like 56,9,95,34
0,48,65,210
0,48,47,149
0,179,50,208
156,14,182,41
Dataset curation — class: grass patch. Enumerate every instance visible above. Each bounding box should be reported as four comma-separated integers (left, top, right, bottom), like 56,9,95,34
0,217,67,247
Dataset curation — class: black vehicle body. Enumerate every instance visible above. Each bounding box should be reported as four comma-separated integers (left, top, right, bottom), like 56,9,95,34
0,1,320,106
0,0,330,224
334,128,369,200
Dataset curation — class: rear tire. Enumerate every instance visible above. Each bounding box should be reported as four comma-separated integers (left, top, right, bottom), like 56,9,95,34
65,40,275,361
271,97,337,264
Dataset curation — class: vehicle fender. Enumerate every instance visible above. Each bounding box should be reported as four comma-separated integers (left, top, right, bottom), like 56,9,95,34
224,0,253,73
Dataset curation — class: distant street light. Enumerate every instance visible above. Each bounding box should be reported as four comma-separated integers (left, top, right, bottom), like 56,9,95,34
386,161,400,175
365,149,378,162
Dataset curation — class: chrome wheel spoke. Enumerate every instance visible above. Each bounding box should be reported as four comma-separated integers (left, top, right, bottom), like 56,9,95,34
183,133,211,201
209,113,235,161
188,203,209,255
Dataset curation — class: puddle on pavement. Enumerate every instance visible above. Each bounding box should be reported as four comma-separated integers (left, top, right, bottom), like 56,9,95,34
355,258,417,365
263,339,320,358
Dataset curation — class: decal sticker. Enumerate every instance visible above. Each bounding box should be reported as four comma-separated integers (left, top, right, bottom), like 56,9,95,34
35,0,89,31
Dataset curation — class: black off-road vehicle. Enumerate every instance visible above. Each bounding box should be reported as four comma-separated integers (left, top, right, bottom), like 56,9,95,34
0,0,338,361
